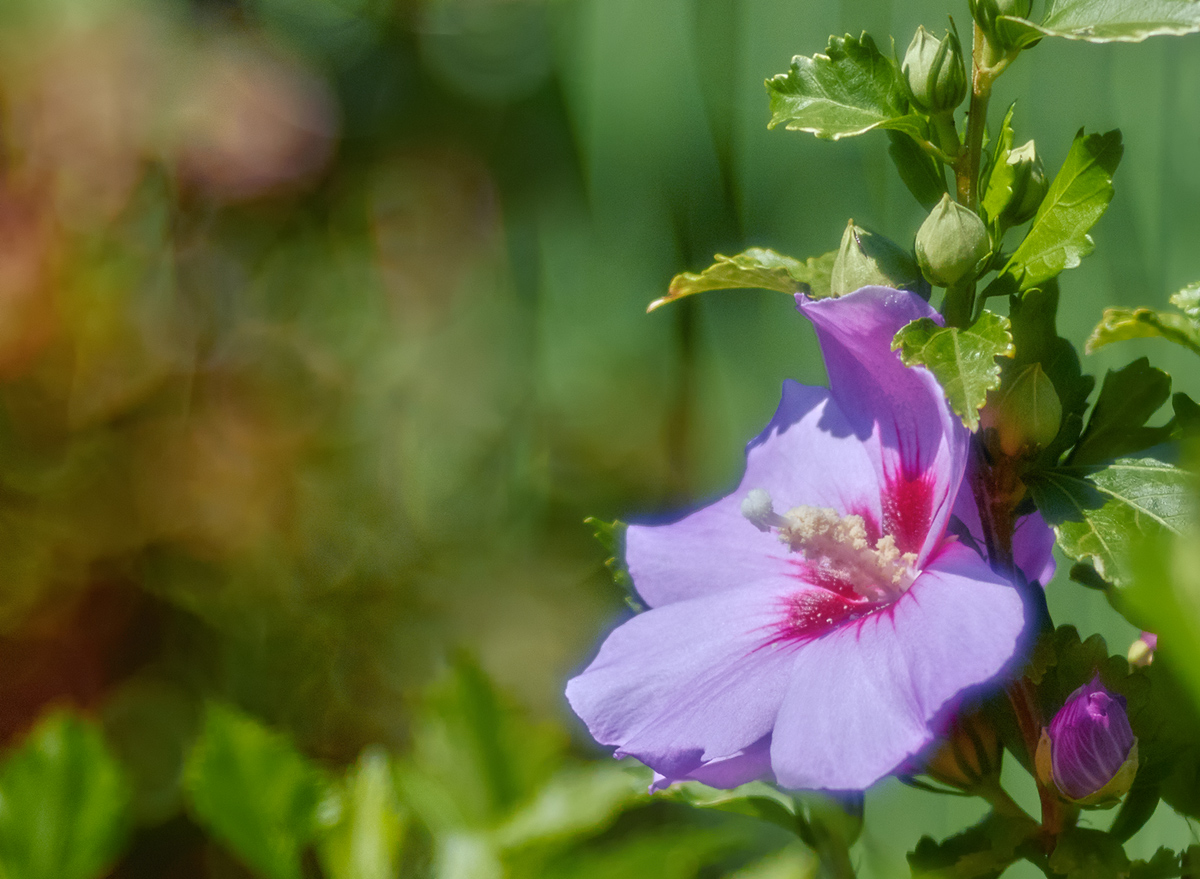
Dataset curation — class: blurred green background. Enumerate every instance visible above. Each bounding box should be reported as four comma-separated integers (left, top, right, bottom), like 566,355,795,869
0,0,1196,875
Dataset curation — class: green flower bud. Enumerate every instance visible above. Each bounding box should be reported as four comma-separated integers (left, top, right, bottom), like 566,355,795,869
970,0,1034,48
902,27,967,116
999,140,1048,225
982,363,1062,457
914,194,989,287
830,220,928,298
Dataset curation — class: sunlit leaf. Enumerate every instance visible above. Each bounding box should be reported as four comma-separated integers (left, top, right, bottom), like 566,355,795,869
981,104,1018,222
650,248,835,312
766,33,925,141
0,712,130,879
318,747,405,879
892,310,1014,430
1086,306,1200,356
1002,129,1122,291
1026,458,1191,588
184,703,326,879
1170,281,1200,318
1003,0,1200,44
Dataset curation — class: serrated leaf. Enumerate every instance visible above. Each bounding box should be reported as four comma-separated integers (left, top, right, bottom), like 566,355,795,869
908,811,1035,878
1071,358,1172,465
892,311,1014,430
1049,827,1131,879
184,703,326,879
981,104,1018,222
0,712,131,879
1129,847,1182,879
584,517,642,611
766,33,925,141
1025,458,1191,588
1002,129,1123,291
318,747,405,879
1086,307,1200,356
1170,281,1200,318
650,248,835,312
1011,0,1200,43
888,129,948,210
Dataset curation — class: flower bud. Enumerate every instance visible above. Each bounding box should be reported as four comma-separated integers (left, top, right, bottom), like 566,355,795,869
997,141,1048,226
917,707,1003,792
914,194,990,287
830,220,928,298
970,0,1034,49
1035,676,1138,806
981,363,1062,457
902,27,967,116
1127,632,1158,667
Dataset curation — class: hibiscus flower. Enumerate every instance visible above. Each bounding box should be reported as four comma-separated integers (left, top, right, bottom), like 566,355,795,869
566,286,1052,791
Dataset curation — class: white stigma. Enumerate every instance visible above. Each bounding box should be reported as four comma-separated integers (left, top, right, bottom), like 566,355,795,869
742,489,917,602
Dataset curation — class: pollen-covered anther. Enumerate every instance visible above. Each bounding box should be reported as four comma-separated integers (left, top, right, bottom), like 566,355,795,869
778,505,918,601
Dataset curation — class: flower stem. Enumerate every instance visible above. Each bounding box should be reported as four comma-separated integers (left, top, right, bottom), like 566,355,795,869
954,24,995,211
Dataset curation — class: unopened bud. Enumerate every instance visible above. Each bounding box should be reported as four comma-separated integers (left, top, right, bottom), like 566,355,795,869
1127,632,1158,668
902,27,967,116
998,141,1048,225
1036,676,1138,806
970,0,1034,50
830,221,928,298
982,363,1062,456
918,707,1002,792
914,194,989,287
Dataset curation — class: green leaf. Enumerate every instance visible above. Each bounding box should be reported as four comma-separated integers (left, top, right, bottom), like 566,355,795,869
1012,0,1200,43
892,310,1014,430
584,517,642,611
492,763,646,850
650,248,836,312
1086,307,1200,357
1170,280,1200,318
766,33,925,141
1025,458,1191,588
1109,782,1162,844
1049,827,1131,879
184,703,326,879
1070,358,1172,465
1001,129,1123,291
1129,848,1180,879
667,782,799,835
888,130,948,210
981,104,1018,222
318,747,405,879
908,811,1036,878
0,712,130,879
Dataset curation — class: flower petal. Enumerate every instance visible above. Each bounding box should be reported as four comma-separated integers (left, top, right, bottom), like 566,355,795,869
769,541,1027,790
649,735,774,792
798,287,967,564
627,382,882,608
566,584,800,781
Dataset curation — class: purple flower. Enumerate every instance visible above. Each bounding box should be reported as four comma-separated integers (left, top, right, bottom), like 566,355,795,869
1039,676,1137,803
567,287,1048,791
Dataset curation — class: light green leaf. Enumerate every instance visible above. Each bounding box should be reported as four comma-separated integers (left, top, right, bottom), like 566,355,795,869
1070,358,1172,465
318,747,405,879
1007,0,1200,44
1025,458,1191,588
981,104,1017,222
492,763,646,850
650,248,835,312
1002,129,1123,291
1085,306,1200,356
1170,280,1200,318
667,782,799,835
892,310,1015,430
0,712,130,879
766,33,925,141
184,703,326,879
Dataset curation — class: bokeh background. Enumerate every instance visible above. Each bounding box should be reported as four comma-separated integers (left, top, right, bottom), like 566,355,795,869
0,0,1197,875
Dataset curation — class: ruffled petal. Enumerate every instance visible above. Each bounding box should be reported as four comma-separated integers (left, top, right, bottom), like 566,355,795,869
798,287,967,565
627,382,882,608
566,584,800,781
769,541,1027,790
649,735,774,792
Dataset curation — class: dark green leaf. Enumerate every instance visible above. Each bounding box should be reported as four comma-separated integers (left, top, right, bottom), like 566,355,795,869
1015,0,1200,43
318,747,405,879
1071,358,1172,465
888,130,948,209
184,703,326,879
908,811,1035,878
584,517,641,612
1086,307,1200,357
1026,458,1191,588
1049,827,1131,879
1109,782,1162,843
766,33,924,141
1002,129,1123,291
650,248,835,312
1173,392,1200,434
892,310,1014,430
1130,848,1184,879
0,712,130,879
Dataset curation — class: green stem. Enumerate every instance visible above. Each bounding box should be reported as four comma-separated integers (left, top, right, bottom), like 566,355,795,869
955,24,996,211
943,280,974,329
